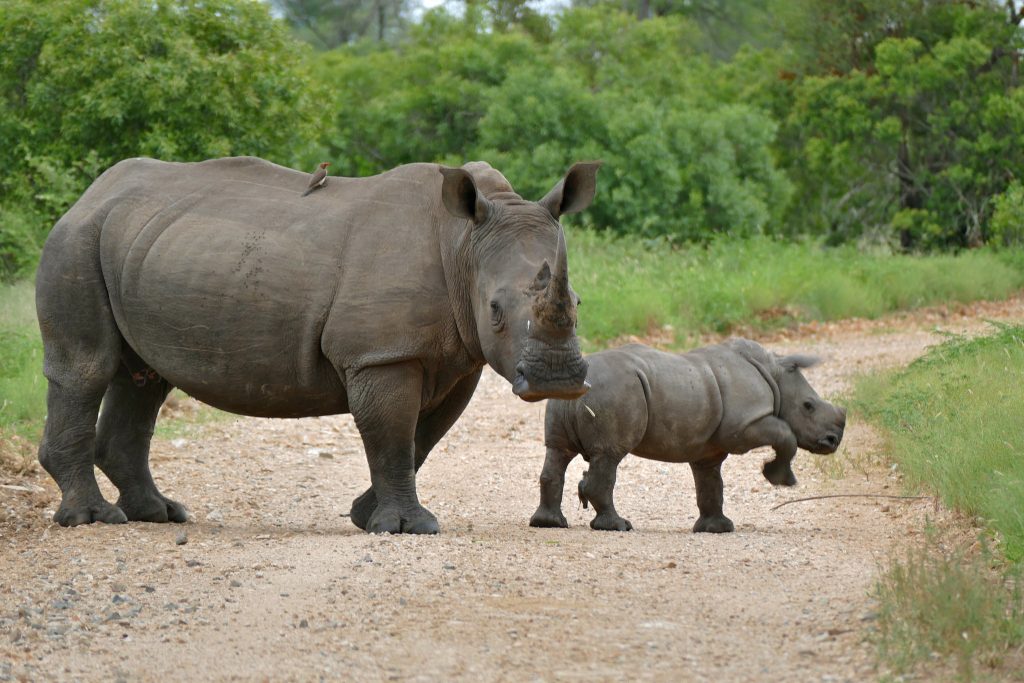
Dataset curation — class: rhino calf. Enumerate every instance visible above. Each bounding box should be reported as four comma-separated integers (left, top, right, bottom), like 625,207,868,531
529,339,845,532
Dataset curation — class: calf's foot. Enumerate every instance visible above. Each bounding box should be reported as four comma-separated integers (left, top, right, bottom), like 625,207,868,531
692,514,734,533
529,505,568,528
367,502,439,535
763,458,797,486
590,512,632,531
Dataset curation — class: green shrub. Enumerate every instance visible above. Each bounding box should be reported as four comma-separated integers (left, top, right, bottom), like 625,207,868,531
854,324,1024,562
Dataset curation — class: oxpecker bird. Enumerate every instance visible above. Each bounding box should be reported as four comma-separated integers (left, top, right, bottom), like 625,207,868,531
302,162,330,197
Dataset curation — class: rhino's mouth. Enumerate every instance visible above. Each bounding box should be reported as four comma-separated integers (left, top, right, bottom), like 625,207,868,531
511,339,589,402
810,431,843,454
513,373,590,402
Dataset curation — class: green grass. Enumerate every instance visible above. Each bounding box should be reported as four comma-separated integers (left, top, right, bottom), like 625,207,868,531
873,528,1024,681
854,324,1024,562
569,231,1024,347
0,280,46,441
855,325,1024,681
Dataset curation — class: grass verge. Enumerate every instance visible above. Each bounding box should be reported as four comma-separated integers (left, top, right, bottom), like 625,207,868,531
569,232,1024,347
0,280,45,471
873,529,1023,681
854,324,1024,679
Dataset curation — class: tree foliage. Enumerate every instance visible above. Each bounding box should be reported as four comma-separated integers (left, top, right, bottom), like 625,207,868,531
0,0,318,279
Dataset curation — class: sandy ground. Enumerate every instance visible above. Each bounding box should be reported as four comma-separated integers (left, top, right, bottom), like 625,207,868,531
2,298,1023,682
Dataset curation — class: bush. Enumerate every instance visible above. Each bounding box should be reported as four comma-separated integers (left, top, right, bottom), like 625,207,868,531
0,0,320,280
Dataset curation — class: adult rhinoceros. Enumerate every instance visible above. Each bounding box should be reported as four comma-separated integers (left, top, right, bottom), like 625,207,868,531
35,156,599,534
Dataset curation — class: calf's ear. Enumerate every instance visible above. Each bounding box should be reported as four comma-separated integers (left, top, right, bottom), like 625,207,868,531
439,167,491,223
539,161,602,219
778,354,821,372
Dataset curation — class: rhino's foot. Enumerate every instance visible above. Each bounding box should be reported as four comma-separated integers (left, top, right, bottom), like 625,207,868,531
366,503,439,535
349,488,378,531
763,459,798,487
590,512,632,531
692,514,734,533
54,497,128,527
529,506,568,528
117,492,190,523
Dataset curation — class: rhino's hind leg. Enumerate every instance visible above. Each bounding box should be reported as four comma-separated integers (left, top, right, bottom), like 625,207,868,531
578,450,632,531
40,383,128,527
36,249,125,526
529,447,576,528
94,366,188,523
690,454,734,533
349,370,481,530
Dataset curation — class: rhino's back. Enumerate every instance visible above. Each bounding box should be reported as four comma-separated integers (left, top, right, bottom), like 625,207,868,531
54,157,454,416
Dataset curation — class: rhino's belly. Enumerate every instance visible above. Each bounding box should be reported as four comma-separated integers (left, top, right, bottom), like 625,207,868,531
631,441,719,464
171,370,348,418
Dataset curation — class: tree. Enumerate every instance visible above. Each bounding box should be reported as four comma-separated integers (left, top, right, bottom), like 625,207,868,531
785,1,1024,248
0,0,319,279
270,0,413,48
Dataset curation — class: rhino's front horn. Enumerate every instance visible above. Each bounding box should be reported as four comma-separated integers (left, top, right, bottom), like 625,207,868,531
532,229,575,331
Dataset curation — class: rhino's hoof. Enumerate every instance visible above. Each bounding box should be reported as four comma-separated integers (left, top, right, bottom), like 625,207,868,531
118,493,190,523
349,488,378,531
692,515,734,533
54,499,128,527
366,505,439,535
529,507,568,528
763,460,797,487
590,513,632,531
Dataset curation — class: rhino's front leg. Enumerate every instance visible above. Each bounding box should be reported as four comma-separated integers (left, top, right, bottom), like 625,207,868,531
349,370,481,530
690,454,734,533
347,362,438,534
578,450,632,531
744,417,799,487
529,447,576,528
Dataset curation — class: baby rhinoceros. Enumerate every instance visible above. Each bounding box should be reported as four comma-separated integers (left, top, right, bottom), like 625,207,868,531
529,339,846,533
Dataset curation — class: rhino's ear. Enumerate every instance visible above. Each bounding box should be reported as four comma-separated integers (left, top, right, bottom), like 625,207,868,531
779,354,821,372
539,161,602,219
439,167,491,223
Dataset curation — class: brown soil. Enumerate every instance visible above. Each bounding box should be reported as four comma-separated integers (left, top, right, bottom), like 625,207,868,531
2,297,1022,682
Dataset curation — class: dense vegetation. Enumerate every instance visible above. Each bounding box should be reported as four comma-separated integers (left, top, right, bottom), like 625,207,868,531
856,324,1024,563
855,324,1024,678
3,0,1024,280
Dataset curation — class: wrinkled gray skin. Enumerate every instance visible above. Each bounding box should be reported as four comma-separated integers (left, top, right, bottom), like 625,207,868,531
530,339,846,533
36,156,600,534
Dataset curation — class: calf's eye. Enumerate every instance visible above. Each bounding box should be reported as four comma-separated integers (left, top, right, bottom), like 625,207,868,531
803,400,815,412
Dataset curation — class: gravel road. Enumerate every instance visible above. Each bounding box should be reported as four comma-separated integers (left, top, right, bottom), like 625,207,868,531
2,298,1021,682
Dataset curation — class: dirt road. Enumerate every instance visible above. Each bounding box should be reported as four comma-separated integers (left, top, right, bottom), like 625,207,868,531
2,299,1022,682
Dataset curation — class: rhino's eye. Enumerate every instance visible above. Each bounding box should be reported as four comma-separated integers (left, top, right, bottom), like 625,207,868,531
490,300,505,331
803,400,815,412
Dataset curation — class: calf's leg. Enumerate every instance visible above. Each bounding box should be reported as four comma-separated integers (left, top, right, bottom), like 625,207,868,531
690,454,734,533
578,450,632,531
529,447,576,528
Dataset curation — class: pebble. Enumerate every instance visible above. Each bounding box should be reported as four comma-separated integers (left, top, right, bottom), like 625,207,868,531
175,531,188,545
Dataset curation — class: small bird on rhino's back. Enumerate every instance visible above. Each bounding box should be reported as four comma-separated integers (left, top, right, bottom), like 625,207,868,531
302,162,330,197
